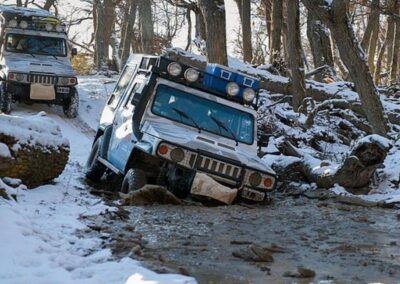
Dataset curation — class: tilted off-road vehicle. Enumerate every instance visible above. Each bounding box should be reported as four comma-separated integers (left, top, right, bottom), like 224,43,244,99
0,5,79,117
86,53,276,203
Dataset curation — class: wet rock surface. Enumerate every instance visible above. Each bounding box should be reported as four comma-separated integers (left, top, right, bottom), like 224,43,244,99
84,192,400,284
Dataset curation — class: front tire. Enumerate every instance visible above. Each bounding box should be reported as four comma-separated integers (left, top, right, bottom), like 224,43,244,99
63,88,79,118
0,92,12,114
85,138,106,182
121,168,147,193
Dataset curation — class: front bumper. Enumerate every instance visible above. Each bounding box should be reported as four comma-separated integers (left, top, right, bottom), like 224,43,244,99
4,81,75,104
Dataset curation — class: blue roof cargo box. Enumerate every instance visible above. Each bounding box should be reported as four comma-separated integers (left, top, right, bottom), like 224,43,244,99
203,64,260,102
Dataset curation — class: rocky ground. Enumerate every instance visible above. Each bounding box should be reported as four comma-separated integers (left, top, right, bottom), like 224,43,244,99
84,187,400,284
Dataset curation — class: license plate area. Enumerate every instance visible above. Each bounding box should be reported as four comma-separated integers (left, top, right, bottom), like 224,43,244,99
30,83,56,100
241,187,265,202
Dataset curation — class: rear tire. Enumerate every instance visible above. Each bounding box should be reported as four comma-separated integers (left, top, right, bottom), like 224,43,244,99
85,138,106,182
63,88,79,118
121,168,147,193
0,92,12,114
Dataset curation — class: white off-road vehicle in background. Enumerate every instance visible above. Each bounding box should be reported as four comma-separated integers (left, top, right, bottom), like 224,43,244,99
86,54,276,203
0,5,78,117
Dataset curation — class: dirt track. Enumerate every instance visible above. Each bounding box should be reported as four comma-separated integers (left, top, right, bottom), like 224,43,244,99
86,192,400,284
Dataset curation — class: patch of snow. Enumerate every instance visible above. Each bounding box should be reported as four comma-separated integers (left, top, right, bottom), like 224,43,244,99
0,142,11,158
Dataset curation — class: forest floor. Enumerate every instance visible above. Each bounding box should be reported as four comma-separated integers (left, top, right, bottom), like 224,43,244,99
2,75,400,284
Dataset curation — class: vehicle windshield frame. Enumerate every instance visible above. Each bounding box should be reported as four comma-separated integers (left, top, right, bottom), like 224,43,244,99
151,84,255,145
4,33,67,57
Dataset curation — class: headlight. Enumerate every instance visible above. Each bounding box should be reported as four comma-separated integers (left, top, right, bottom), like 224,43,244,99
58,77,77,86
243,88,255,103
45,23,53,31
167,62,182,77
9,20,18,28
226,82,240,97
170,148,185,162
184,68,199,82
249,172,262,187
20,21,28,29
16,73,24,82
245,169,275,190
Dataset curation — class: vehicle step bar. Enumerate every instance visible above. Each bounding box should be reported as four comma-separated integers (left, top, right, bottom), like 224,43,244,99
98,157,121,174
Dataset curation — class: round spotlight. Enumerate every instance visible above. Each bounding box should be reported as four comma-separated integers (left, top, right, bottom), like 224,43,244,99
16,73,24,82
170,148,185,162
243,88,255,103
55,24,65,32
45,23,53,31
69,78,77,85
8,73,15,80
9,19,18,28
249,172,262,187
167,62,182,77
226,82,240,97
184,68,199,82
19,21,28,29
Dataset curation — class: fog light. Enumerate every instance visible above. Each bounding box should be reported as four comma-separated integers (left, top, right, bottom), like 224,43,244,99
243,88,255,103
226,82,240,97
69,78,77,85
16,74,24,81
9,20,18,28
158,145,169,155
55,24,65,32
184,68,199,82
167,62,182,77
8,73,15,80
249,172,262,187
170,148,185,162
20,21,28,29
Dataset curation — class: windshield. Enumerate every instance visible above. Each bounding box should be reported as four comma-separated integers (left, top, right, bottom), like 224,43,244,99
151,84,255,145
5,33,67,57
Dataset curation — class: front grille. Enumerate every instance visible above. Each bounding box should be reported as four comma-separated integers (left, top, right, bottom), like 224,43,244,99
28,74,57,85
197,155,242,180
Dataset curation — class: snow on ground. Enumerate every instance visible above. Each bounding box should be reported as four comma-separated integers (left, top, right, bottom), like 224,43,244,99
0,76,196,284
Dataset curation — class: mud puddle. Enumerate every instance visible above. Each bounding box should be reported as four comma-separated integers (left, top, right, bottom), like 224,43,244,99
84,191,400,284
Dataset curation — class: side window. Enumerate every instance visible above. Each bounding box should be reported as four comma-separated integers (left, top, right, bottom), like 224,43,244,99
107,64,136,108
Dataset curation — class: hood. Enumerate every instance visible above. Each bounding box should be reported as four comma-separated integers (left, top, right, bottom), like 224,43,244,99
3,54,74,76
141,120,275,175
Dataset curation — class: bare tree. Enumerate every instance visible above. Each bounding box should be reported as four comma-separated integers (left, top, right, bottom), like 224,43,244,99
234,0,252,63
121,0,138,66
138,0,155,54
302,0,389,136
269,0,283,66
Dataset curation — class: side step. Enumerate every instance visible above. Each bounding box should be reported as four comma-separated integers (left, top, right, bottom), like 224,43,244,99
98,157,122,174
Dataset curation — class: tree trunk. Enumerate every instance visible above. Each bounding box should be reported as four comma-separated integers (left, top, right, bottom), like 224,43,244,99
302,0,389,136
43,0,56,11
198,0,228,65
366,0,380,74
386,0,396,76
390,1,400,84
269,0,283,66
235,0,253,63
306,0,334,81
263,0,272,49
121,0,138,66
287,0,306,112
138,0,155,54
16,0,22,7
103,0,116,60
94,0,106,70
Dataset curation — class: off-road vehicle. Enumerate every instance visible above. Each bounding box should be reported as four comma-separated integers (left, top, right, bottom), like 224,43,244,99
86,53,276,202
0,5,78,117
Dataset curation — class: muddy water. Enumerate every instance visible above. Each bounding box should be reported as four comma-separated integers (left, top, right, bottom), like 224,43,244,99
122,197,400,284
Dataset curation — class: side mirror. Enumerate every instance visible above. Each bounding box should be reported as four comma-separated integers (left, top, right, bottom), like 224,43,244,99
71,48,78,57
131,92,142,106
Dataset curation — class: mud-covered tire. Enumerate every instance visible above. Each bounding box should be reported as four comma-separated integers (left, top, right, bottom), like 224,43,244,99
63,89,79,118
85,138,106,182
0,92,12,114
121,168,147,193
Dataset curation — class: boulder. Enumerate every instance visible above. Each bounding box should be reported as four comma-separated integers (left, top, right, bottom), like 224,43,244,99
0,113,69,187
120,185,183,206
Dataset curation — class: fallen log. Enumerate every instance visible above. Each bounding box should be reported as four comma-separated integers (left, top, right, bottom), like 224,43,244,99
0,113,69,187
277,135,392,193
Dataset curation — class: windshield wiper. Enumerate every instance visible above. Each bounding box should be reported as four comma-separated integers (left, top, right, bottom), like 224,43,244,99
210,115,239,146
172,107,202,133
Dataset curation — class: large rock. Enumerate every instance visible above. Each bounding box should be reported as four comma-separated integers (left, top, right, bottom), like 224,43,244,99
0,112,69,187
